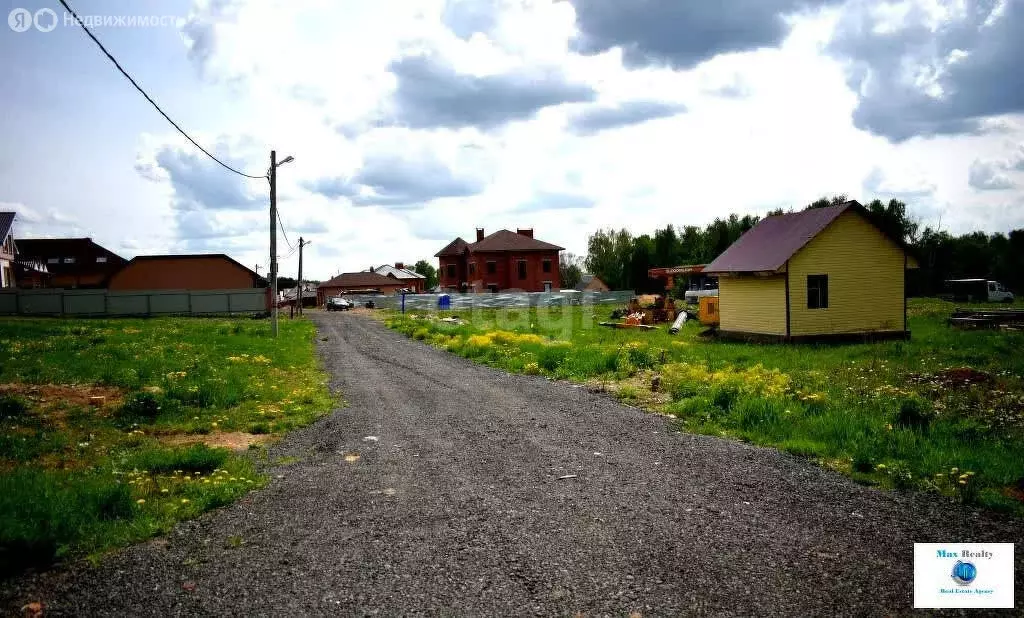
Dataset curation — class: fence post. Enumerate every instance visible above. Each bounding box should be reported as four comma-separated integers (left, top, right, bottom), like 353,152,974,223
145,293,151,317
60,289,66,317
227,292,232,315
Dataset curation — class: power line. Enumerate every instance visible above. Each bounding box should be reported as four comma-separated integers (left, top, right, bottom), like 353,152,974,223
57,0,266,180
277,209,296,251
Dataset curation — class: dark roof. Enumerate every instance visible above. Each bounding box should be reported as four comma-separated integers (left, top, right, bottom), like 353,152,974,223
435,237,469,257
14,237,128,277
318,271,400,289
124,254,267,285
0,212,14,242
704,201,904,274
467,229,564,253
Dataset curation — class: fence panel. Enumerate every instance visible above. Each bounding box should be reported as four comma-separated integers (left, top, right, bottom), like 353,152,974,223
336,290,634,311
0,288,268,317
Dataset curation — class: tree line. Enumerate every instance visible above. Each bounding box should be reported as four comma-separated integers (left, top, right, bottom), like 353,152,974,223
577,195,1024,296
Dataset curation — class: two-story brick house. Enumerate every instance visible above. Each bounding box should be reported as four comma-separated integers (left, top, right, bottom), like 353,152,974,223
435,228,563,293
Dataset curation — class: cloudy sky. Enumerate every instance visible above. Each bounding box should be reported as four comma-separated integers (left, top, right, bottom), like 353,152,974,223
2,0,1022,280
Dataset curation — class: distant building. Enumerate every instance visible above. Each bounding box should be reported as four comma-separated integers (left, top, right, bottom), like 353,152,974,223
14,237,127,289
108,254,267,291
0,212,15,288
704,200,918,341
435,228,563,293
574,274,609,292
317,271,408,304
373,262,427,293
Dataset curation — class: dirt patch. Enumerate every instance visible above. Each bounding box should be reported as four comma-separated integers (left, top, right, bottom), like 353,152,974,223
0,383,124,410
161,432,275,451
908,367,993,389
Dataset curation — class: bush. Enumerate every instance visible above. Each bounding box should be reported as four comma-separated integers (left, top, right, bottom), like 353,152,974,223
0,469,133,577
895,397,935,430
119,392,162,420
123,444,228,474
0,394,29,419
538,345,570,372
412,328,430,341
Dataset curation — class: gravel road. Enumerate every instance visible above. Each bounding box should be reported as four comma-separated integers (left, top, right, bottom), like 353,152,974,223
4,312,1021,616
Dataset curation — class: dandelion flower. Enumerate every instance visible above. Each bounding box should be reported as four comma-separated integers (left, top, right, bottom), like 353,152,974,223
137,499,146,504
161,488,169,494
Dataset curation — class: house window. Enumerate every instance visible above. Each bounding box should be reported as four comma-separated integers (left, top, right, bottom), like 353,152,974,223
807,275,829,309
47,258,58,264
469,262,476,276
63,257,76,264
486,261,496,274
96,256,107,263
517,260,527,280
542,259,551,273
446,264,455,278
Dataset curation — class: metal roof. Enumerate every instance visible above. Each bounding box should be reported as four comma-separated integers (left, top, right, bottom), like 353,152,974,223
467,229,564,253
374,264,426,279
0,212,14,243
434,237,469,257
705,202,873,274
318,271,400,288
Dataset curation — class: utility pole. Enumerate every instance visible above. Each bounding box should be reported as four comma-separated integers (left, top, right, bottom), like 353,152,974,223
269,150,278,337
297,236,304,316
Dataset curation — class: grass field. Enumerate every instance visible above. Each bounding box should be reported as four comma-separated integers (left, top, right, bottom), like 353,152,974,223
386,298,1024,515
0,317,334,577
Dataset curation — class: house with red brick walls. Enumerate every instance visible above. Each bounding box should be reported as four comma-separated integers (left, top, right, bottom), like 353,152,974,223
435,228,563,293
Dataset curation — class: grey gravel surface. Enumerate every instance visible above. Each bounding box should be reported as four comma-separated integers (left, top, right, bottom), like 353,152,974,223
3,312,1022,616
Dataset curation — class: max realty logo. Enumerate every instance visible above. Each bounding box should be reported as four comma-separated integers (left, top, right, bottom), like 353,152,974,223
914,543,1014,609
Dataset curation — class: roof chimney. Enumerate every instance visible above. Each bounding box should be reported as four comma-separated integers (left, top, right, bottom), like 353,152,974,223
476,228,485,242
517,228,534,238
395,262,404,270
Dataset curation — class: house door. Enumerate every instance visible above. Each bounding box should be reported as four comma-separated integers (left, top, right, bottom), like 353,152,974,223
543,282,552,292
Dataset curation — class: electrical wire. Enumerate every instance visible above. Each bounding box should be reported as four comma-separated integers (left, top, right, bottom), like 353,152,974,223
57,0,266,180
276,210,296,251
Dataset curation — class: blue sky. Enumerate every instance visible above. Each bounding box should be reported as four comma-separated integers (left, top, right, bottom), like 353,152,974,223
3,0,1023,280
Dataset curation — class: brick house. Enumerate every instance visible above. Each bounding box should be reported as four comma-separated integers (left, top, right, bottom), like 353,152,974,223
108,254,267,291
436,228,563,293
15,237,127,289
317,271,409,304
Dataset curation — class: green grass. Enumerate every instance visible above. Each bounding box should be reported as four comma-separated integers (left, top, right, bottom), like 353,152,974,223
0,317,334,577
385,298,1024,515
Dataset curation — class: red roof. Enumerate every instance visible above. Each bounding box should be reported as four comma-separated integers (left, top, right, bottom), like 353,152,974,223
434,237,468,258
467,229,564,253
318,271,400,288
705,201,895,274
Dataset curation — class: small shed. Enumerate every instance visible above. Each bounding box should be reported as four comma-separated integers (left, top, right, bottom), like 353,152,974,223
703,201,918,341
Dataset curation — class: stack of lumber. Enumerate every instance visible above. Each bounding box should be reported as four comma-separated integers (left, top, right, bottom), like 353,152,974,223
948,308,1024,329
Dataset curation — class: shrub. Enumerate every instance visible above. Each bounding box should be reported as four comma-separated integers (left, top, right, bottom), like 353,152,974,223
0,470,133,577
538,345,570,372
0,394,29,419
895,396,934,430
123,444,228,474
119,392,162,420
412,328,430,341
732,397,784,430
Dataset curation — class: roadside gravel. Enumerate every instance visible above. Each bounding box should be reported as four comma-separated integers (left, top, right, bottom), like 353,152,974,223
3,312,1021,616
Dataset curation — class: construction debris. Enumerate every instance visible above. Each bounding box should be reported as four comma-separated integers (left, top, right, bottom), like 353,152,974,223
948,308,1024,330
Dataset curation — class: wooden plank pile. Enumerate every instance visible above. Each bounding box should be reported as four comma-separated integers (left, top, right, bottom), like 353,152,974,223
948,308,1024,330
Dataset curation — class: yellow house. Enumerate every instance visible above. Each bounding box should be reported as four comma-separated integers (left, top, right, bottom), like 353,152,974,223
703,201,918,341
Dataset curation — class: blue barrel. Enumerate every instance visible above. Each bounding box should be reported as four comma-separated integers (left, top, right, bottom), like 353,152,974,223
438,294,451,310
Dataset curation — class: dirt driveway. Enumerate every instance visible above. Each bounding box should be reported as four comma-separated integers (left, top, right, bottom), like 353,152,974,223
4,313,1021,615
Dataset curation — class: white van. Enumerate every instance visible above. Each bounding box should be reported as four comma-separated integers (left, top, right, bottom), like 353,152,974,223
943,279,1015,303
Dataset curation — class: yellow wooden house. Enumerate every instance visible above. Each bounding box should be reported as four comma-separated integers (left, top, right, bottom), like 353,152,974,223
703,201,918,341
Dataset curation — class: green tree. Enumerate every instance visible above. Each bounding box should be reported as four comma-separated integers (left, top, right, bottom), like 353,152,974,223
559,252,583,289
413,260,438,290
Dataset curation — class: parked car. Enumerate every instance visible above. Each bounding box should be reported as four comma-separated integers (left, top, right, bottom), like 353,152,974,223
326,296,353,311
942,279,1015,303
